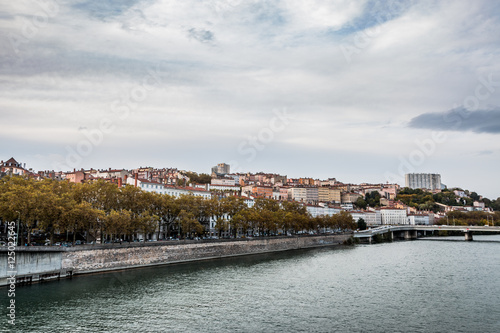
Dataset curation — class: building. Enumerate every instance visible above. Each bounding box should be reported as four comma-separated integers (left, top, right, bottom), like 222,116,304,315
405,173,441,191
0,157,29,176
211,178,236,186
306,205,341,218
318,187,330,203
407,214,433,225
65,169,88,183
289,187,318,203
380,208,407,225
252,185,273,198
211,163,230,177
126,177,211,199
341,192,362,204
207,184,241,193
96,168,130,180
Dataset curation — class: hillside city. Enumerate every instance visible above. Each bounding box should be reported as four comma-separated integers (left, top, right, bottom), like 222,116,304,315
2,157,498,234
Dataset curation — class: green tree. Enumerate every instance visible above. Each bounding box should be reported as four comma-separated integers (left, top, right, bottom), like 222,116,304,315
357,218,367,230
178,209,204,238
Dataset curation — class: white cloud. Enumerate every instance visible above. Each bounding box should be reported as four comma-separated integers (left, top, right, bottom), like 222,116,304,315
1,0,500,198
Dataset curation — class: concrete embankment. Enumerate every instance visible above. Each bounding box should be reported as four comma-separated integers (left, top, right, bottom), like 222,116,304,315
0,234,351,287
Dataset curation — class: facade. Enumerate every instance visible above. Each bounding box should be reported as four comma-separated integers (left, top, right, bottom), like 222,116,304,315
279,187,290,201
407,214,431,225
380,208,407,225
364,211,381,225
306,205,341,218
289,187,307,202
405,173,441,191
96,169,130,179
306,187,319,203
65,170,87,183
341,192,362,204
329,189,342,203
0,157,29,176
211,163,230,177
211,178,236,186
318,187,330,202
252,185,273,198
126,178,211,199
289,187,318,203
207,184,241,192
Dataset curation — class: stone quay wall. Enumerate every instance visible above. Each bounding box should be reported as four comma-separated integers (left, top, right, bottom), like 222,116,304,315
1,234,351,286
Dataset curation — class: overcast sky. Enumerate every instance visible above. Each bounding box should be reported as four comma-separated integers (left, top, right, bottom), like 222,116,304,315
1,0,500,199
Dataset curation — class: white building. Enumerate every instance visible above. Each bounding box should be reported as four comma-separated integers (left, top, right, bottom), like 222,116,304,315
211,178,236,186
350,211,381,226
96,169,130,179
289,187,318,203
164,185,211,199
405,173,441,191
126,178,211,199
340,203,354,211
380,208,407,225
407,214,431,225
306,205,341,218
207,184,241,192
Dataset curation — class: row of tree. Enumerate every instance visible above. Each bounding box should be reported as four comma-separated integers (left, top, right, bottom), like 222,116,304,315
396,188,500,212
0,176,356,246
445,211,500,226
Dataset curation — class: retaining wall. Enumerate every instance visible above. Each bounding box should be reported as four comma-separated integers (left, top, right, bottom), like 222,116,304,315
1,234,351,286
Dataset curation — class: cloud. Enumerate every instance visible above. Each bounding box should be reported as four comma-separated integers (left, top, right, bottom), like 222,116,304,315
408,108,500,134
1,0,500,198
477,150,493,156
71,0,143,20
187,28,214,43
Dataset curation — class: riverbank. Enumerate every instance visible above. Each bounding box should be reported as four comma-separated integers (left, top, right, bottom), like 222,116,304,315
0,234,351,287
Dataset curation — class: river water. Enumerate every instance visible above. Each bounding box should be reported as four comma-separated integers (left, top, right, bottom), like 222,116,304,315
3,235,500,333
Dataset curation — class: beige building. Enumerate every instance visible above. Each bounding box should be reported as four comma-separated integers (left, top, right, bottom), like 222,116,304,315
341,192,362,204
318,187,330,202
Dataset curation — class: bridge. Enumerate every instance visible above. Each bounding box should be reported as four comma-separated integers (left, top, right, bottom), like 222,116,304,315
353,225,500,243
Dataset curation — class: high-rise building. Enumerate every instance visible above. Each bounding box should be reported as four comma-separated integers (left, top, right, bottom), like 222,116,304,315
405,173,441,191
211,163,230,177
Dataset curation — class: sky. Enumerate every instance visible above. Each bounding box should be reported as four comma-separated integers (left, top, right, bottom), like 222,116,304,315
1,0,500,199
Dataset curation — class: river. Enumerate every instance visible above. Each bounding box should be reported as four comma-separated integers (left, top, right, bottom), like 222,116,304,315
3,235,500,333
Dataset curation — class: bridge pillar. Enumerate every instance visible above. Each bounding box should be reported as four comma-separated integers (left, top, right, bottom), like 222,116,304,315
390,232,394,241
404,230,417,240
464,231,473,241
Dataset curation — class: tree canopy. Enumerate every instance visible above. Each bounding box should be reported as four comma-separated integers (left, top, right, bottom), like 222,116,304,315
0,175,357,246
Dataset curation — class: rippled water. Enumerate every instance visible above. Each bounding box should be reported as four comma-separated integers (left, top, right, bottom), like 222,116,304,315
3,235,500,333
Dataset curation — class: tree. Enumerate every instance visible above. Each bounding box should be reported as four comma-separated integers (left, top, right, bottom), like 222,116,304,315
105,209,132,243
355,197,367,209
178,209,204,238
357,218,367,230
184,172,212,184
470,192,480,201
334,211,356,231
